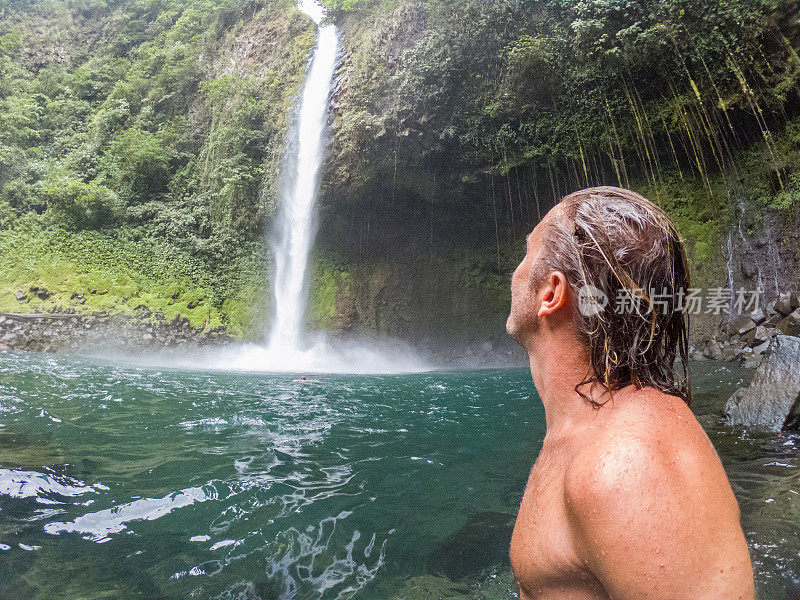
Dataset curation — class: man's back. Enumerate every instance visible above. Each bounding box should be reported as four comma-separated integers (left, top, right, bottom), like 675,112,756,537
510,386,754,600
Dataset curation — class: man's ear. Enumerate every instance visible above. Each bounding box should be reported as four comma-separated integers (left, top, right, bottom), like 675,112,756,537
537,271,569,318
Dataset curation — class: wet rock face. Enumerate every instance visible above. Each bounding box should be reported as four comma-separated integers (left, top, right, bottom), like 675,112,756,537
724,335,800,432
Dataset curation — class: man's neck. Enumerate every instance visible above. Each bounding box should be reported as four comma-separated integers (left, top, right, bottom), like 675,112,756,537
526,332,603,440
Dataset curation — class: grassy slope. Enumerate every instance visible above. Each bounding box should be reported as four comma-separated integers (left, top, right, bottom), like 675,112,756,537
0,219,253,331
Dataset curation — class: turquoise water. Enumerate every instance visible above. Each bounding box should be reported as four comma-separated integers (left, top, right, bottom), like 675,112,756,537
0,351,797,599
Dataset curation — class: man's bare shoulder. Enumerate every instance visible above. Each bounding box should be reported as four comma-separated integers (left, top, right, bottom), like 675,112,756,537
561,387,754,600
564,387,718,494
563,387,735,518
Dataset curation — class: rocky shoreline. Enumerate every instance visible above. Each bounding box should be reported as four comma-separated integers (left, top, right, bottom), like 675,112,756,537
690,291,800,368
724,334,800,432
0,308,233,354
3,288,800,369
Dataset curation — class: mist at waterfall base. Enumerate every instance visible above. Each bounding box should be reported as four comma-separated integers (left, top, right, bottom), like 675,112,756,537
122,334,431,375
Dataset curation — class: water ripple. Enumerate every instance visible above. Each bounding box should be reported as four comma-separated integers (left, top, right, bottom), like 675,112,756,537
0,468,107,501
0,352,797,599
44,485,218,542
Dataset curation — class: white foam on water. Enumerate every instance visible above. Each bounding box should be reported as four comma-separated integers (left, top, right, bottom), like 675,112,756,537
44,485,216,543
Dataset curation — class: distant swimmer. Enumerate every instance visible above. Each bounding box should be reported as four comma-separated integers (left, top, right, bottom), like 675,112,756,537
292,376,321,383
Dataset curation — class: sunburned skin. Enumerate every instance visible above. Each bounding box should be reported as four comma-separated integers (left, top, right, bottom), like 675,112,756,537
506,202,755,600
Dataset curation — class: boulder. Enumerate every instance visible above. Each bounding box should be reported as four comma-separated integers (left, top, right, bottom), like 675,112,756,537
753,325,778,345
740,327,757,346
724,335,800,432
790,291,800,311
29,286,51,300
690,347,706,362
722,345,740,362
774,293,793,316
703,340,723,360
750,308,766,325
741,347,762,369
775,308,800,337
730,314,756,335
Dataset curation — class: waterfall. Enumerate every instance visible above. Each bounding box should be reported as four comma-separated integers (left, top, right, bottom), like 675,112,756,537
185,0,427,373
726,231,736,318
767,237,781,295
267,0,338,352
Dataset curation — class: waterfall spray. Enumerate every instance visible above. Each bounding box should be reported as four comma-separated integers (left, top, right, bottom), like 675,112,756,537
267,0,338,352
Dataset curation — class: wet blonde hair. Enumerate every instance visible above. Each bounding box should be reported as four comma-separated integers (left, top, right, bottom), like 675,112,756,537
541,186,691,407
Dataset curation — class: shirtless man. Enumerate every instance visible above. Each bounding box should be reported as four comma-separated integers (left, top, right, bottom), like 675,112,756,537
506,187,754,599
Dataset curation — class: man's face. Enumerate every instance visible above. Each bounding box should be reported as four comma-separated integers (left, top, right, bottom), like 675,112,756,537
506,212,551,345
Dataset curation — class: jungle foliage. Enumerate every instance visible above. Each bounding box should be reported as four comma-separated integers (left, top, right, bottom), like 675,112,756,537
324,0,800,257
0,0,313,330
1,0,799,334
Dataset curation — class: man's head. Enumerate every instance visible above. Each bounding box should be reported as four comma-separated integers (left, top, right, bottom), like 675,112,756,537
507,186,691,406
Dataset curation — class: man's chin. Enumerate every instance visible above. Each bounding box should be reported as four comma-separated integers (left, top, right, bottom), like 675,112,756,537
507,315,537,351
506,317,523,345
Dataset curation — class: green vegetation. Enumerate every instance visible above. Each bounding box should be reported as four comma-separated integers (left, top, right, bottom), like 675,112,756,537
332,0,800,186
325,0,800,265
0,216,272,332
1,0,799,339
0,0,313,334
308,255,353,329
